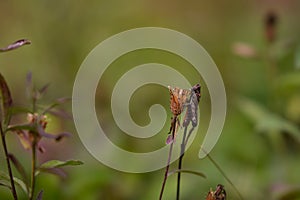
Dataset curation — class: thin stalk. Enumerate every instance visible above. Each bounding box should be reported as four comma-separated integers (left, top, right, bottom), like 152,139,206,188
159,116,177,200
265,43,279,112
29,141,37,200
32,97,37,113
205,152,244,200
176,126,188,200
0,123,18,200
184,127,194,147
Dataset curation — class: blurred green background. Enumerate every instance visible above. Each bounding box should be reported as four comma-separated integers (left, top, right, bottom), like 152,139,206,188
1,0,300,199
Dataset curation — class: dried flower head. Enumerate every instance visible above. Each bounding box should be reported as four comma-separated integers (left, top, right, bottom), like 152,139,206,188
12,113,70,153
16,113,48,152
206,184,226,200
168,86,190,116
265,11,278,43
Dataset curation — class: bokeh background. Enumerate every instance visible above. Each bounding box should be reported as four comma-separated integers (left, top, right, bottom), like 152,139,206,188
1,0,300,199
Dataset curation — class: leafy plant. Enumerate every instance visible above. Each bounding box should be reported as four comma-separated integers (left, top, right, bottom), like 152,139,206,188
0,40,83,200
233,11,300,199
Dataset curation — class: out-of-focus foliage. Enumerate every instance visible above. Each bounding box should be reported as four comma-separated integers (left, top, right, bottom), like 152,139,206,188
1,0,300,200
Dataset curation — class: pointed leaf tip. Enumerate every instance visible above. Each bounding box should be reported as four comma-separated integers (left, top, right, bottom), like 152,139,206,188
0,39,31,52
39,160,83,170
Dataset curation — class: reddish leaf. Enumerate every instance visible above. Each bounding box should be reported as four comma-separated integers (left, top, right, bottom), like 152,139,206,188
8,153,28,184
36,190,43,200
0,39,31,52
37,124,71,141
42,97,71,115
47,109,73,120
0,73,13,124
38,83,50,96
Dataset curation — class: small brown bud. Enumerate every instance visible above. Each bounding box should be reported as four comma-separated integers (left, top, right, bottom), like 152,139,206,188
265,11,278,43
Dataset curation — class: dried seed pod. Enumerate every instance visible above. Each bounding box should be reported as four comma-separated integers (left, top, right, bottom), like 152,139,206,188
206,189,215,200
168,86,190,116
205,184,226,200
167,86,191,144
265,11,278,43
215,184,226,200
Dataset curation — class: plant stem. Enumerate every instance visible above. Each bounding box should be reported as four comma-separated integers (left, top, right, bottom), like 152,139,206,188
205,151,244,200
159,116,177,200
159,141,174,200
0,123,18,200
176,126,188,200
29,141,37,200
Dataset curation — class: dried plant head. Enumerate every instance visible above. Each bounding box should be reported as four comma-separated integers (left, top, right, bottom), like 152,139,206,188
206,189,215,200
205,184,226,200
183,83,201,127
265,11,278,43
168,86,190,116
191,83,201,101
215,184,226,199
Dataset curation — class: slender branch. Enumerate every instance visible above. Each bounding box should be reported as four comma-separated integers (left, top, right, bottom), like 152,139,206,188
32,97,37,113
168,169,206,178
0,123,18,200
184,127,194,147
29,141,37,200
203,149,244,200
159,116,177,200
176,126,188,200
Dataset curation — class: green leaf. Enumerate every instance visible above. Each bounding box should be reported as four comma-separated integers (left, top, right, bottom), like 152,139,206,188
0,181,12,190
36,160,83,177
237,97,300,143
0,170,28,195
275,72,300,95
9,106,32,116
295,45,300,70
8,153,28,184
35,168,67,178
272,184,300,200
6,124,36,133
0,73,13,125
42,97,71,115
39,160,83,169
168,169,206,178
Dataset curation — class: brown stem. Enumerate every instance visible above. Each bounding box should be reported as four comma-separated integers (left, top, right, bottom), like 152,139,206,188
159,116,177,200
29,141,37,200
203,148,244,200
0,123,18,200
176,126,188,200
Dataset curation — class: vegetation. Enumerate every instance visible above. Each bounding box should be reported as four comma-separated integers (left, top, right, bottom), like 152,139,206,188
1,1,300,199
